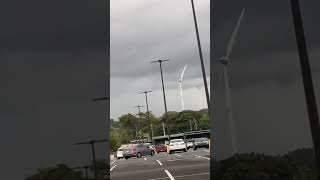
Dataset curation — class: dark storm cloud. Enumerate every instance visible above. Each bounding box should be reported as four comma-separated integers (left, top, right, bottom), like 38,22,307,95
110,0,210,81
0,0,108,179
0,0,106,52
211,0,320,88
212,0,320,160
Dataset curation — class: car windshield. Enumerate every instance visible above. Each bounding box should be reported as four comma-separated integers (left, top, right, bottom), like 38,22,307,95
171,139,183,143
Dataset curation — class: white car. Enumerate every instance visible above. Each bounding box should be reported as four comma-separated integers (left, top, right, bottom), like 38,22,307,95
167,139,187,154
116,148,124,159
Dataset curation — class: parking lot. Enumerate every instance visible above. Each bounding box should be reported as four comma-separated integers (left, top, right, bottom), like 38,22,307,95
110,148,209,180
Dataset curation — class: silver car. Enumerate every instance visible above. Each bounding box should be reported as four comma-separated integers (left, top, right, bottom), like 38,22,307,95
123,143,155,159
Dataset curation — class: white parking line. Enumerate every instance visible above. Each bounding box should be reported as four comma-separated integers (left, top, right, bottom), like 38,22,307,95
174,172,209,178
157,160,163,166
164,170,175,180
144,157,147,160
167,159,182,162
174,154,181,157
110,165,117,172
203,150,209,152
147,172,209,180
195,155,210,160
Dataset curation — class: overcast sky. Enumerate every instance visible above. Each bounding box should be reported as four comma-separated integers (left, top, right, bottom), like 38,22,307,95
110,0,210,121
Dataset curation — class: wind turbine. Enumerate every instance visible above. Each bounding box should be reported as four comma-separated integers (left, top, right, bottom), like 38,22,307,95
219,8,245,154
178,64,187,111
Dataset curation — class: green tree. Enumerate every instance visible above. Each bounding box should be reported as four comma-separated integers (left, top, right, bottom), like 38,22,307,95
110,128,121,152
118,113,137,140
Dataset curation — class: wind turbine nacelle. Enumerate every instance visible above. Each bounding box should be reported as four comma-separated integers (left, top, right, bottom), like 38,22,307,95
219,56,230,65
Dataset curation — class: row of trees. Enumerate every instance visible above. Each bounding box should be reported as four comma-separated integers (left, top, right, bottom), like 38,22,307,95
110,109,209,152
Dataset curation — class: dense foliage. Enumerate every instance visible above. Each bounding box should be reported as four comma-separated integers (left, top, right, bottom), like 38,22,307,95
110,109,209,151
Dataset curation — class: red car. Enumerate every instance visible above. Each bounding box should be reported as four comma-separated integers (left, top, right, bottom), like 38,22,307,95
155,144,167,153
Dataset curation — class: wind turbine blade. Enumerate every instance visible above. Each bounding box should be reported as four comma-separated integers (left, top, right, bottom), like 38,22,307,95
180,64,187,80
226,8,245,58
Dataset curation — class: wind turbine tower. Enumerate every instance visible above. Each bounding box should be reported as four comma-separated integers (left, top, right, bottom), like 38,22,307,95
219,8,245,154
178,64,187,111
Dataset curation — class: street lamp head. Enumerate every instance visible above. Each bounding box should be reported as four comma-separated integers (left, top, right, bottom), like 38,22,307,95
150,59,170,63
139,90,152,94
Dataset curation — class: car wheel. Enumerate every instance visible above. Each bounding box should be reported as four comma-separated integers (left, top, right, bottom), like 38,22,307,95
117,157,120,160
137,152,142,158
193,147,197,150
183,148,187,152
168,150,172,154
151,150,155,156
125,157,129,160
187,147,189,150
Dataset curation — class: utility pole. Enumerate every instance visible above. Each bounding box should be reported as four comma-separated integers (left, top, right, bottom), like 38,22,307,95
135,105,143,139
190,0,210,109
151,123,154,140
194,118,198,131
190,119,193,131
151,59,171,140
139,90,153,142
74,139,107,179
290,0,320,179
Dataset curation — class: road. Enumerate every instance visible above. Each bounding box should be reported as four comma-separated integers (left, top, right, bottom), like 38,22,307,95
110,148,210,180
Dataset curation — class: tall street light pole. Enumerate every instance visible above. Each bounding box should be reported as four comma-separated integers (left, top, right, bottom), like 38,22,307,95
74,139,107,180
139,90,153,142
134,105,143,140
151,59,170,140
290,0,320,178
190,0,210,110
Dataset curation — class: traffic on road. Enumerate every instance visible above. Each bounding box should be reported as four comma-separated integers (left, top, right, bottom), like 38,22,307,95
110,138,210,180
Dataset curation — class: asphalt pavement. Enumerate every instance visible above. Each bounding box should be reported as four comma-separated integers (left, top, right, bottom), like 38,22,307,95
110,148,210,180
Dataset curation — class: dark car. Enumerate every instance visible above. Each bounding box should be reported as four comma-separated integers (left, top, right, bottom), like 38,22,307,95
155,144,167,153
122,143,155,159
193,137,209,150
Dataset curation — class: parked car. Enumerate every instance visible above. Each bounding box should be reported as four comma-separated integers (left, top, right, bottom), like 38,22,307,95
155,144,167,153
123,143,155,159
186,139,194,150
116,148,124,159
167,139,187,154
193,137,209,150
